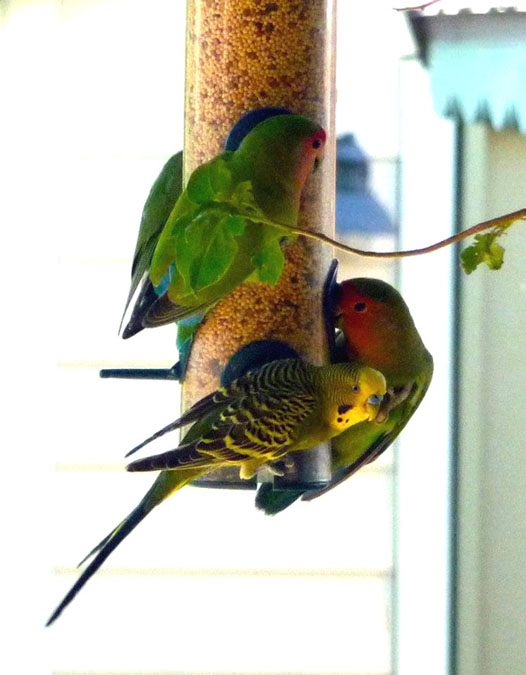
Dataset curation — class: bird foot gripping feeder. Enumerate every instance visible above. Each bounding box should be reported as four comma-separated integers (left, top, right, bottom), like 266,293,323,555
103,0,337,490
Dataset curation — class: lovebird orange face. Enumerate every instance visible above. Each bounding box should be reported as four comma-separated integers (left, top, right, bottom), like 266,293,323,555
294,128,326,189
335,279,401,371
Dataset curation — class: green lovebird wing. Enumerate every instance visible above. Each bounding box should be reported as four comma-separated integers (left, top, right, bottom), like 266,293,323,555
255,357,432,515
120,152,183,331
307,363,433,500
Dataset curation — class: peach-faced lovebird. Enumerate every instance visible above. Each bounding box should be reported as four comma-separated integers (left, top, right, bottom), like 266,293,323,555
256,278,433,514
122,114,325,338
47,358,384,625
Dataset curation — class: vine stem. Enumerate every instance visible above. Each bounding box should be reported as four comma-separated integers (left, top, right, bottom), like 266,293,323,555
394,0,442,11
279,208,526,261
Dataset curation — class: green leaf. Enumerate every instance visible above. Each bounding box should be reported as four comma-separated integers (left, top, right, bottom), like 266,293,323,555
171,213,198,296
174,209,246,294
223,214,246,236
186,164,214,203
252,237,285,285
191,214,240,292
230,181,290,285
231,180,263,217
209,155,233,196
186,153,234,204
184,208,213,243
460,232,505,274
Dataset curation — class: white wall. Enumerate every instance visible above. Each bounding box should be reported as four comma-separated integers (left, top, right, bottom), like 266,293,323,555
456,125,526,675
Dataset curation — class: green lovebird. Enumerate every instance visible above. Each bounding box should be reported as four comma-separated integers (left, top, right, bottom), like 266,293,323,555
46,358,385,626
256,278,433,515
122,114,326,338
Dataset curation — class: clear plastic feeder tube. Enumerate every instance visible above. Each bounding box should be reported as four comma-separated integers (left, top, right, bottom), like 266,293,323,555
184,0,336,489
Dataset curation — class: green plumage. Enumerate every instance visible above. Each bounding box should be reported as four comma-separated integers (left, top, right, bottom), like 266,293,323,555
256,278,433,515
126,358,387,476
47,358,384,626
122,115,325,338
120,151,183,332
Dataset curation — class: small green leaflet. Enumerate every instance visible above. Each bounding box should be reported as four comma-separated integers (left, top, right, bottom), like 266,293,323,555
185,164,215,203
230,180,263,217
209,155,233,196
252,235,285,285
459,209,526,274
232,180,291,284
460,231,505,274
191,214,246,292
185,153,234,204
174,209,247,294
223,214,246,236
170,212,196,297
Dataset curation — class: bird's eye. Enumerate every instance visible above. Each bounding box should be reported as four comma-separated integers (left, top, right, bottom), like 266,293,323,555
338,404,354,414
312,138,322,149
352,385,360,393
354,302,367,312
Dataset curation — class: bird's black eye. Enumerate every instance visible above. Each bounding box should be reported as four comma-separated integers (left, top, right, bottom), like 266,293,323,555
352,385,360,393
312,138,322,149
354,302,367,312
338,404,354,414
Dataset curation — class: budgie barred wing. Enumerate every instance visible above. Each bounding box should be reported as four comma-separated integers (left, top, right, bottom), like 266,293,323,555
126,359,319,472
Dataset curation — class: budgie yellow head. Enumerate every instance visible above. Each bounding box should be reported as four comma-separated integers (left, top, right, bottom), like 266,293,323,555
322,364,387,434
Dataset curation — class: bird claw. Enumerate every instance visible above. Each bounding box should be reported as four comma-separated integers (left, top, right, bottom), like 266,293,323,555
266,463,285,477
240,456,294,480
267,456,295,476
376,382,415,423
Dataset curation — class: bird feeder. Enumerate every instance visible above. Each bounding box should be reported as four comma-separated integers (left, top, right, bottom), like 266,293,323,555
100,0,337,489
184,0,337,489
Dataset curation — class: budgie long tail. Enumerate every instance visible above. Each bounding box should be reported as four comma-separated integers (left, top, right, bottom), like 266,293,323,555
46,468,203,626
